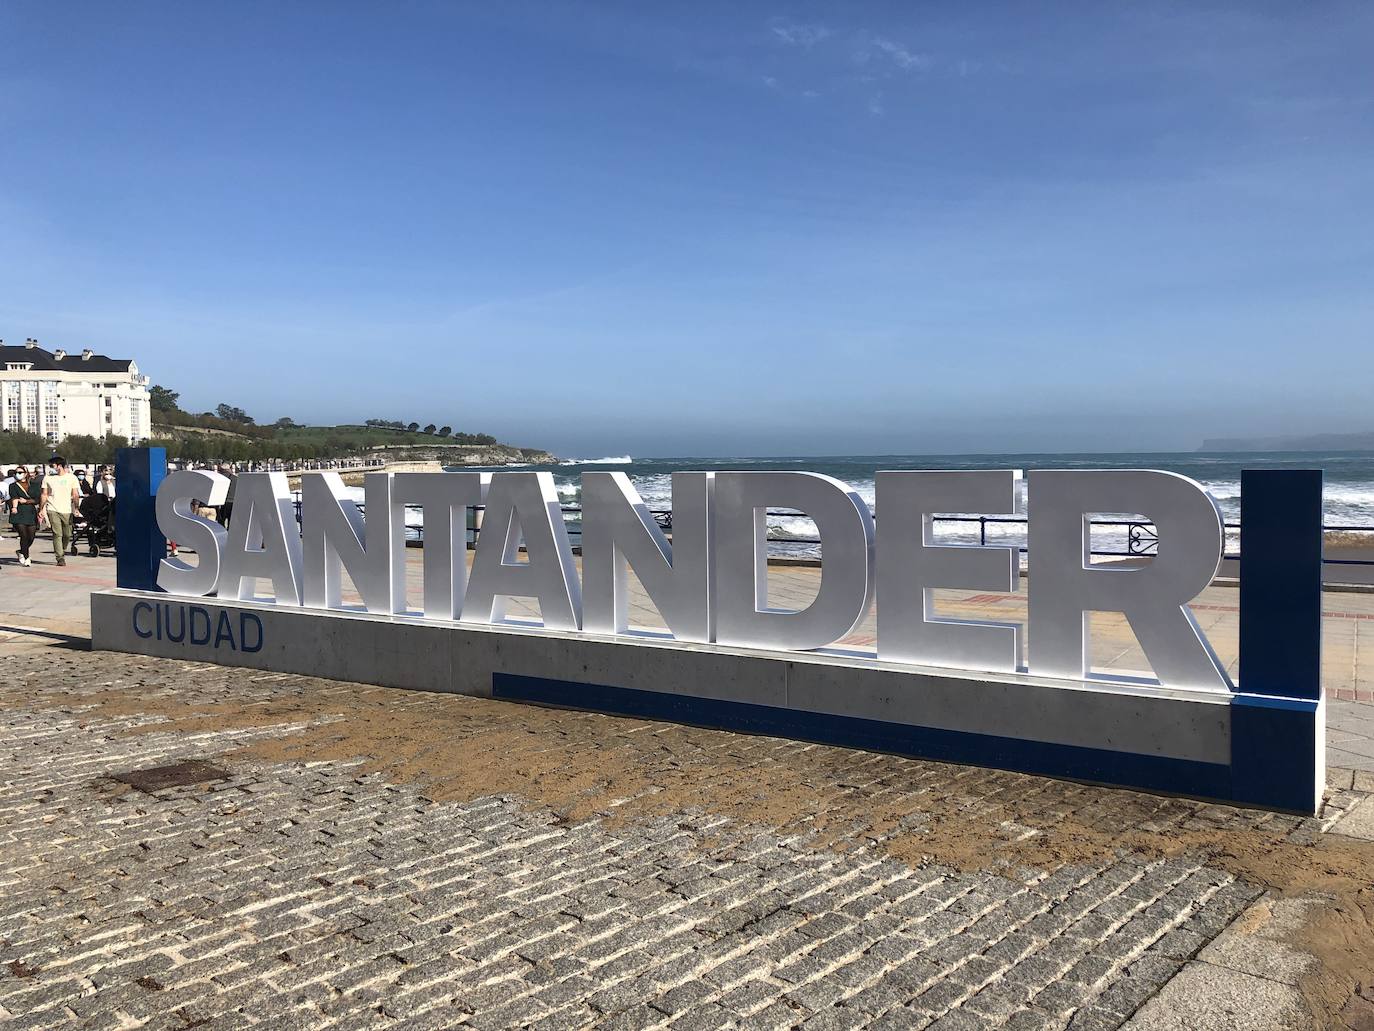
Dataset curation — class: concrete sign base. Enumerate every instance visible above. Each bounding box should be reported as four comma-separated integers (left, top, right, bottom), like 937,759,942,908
90,589,1322,814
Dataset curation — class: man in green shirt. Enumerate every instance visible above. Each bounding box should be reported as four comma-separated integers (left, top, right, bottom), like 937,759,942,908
41,455,82,567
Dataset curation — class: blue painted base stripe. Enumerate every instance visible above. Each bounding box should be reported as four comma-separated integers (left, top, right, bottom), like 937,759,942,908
492,674,1233,802
1230,695,1320,813
1232,693,1319,713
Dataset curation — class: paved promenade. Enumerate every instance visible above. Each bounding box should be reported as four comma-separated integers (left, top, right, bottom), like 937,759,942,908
1,553,1373,1028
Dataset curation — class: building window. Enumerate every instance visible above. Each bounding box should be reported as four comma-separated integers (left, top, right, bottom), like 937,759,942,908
23,385,39,432
44,396,60,440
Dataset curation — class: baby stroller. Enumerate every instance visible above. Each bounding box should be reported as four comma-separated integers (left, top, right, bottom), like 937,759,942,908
76,493,117,557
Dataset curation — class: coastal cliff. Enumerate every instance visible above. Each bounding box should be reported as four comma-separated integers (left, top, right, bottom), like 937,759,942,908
368,443,558,466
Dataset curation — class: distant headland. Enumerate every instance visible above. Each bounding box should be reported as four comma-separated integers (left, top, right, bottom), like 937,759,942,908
144,386,557,466
1198,431,1374,452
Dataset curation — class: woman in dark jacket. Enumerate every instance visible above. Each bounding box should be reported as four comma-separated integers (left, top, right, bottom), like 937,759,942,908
9,467,41,566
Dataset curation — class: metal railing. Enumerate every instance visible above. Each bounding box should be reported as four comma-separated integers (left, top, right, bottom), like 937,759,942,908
288,498,1374,567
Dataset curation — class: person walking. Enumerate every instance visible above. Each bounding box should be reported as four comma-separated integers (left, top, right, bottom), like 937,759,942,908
69,468,93,555
0,469,15,554
217,465,236,527
41,456,81,566
9,467,40,566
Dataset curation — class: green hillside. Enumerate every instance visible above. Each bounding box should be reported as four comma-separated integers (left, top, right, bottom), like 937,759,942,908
143,388,550,463
273,424,499,450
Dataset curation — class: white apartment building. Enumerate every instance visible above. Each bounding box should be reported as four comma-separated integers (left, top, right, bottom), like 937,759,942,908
0,339,152,444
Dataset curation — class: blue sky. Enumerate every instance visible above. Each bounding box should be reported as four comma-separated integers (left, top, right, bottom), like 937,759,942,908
2,2,1371,456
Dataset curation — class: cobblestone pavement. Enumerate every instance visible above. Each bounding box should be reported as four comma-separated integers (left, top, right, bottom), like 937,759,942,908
2,636,1374,1029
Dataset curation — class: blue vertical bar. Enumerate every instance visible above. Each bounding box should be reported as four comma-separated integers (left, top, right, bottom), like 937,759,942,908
1238,469,1323,699
115,447,166,592
1231,468,1323,814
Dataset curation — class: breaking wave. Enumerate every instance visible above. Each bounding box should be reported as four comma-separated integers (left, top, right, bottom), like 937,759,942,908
560,455,632,465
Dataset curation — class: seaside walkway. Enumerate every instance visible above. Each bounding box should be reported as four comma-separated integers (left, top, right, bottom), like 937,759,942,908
2,553,1373,1028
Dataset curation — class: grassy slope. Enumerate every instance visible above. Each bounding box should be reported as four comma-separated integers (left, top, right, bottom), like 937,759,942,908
273,425,469,448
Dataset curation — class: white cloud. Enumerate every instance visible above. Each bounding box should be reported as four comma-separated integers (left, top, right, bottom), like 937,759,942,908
869,35,929,71
770,19,831,50
763,19,933,112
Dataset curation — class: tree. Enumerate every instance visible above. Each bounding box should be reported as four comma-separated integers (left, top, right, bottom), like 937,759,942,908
406,422,420,433
274,417,298,429
438,426,452,437
452,431,498,446
423,423,437,435
215,403,254,425
221,437,250,462
0,429,51,466
149,384,181,412
179,436,208,463
57,434,104,465
101,434,129,463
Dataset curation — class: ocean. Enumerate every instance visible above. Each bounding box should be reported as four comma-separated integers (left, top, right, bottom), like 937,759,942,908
432,450,1374,559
